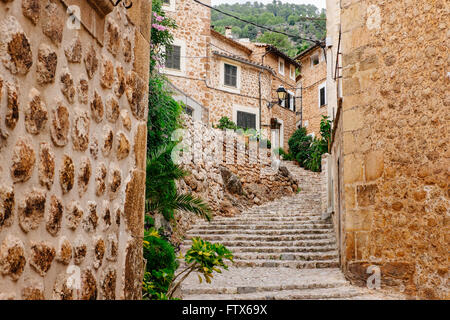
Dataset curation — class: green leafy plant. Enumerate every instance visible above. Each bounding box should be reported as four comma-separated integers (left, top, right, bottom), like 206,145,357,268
287,116,332,172
142,229,178,300
304,116,332,172
166,238,233,298
288,127,313,166
214,116,238,130
146,144,212,221
278,147,294,160
147,75,183,152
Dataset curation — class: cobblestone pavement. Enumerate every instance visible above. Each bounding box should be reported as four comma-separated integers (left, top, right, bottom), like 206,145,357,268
181,164,405,300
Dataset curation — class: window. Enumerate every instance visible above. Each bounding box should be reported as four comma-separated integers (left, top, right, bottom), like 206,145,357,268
224,63,238,87
319,82,327,107
290,65,296,80
184,106,193,117
311,54,319,67
285,91,295,112
162,0,176,11
165,45,181,70
278,58,285,75
236,111,256,130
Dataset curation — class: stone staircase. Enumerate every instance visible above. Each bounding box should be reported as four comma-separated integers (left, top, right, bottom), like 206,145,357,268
180,162,403,300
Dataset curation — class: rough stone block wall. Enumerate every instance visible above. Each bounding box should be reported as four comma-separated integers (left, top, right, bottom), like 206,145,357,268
173,115,298,242
340,0,448,299
297,47,328,137
0,0,151,300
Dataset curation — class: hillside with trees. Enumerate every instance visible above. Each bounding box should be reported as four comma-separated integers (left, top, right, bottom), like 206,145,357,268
211,1,326,57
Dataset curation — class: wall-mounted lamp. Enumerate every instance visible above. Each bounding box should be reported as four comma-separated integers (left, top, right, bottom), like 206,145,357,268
268,85,287,109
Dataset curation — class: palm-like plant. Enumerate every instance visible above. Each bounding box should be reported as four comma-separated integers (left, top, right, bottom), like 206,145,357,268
145,143,211,221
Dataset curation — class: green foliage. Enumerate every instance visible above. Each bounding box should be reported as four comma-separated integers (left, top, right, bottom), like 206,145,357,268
214,116,238,130
142,229,178,300
147,75,183,152
278,147,294,161
288,127,312,166
146,75,211,221
304,138,326,172
146,144,212,221
287,116,332,172
211,1,326,57
150,0,178,73
166,238,233,298
214,117,271,149
257,31,297,57
144,229,178,275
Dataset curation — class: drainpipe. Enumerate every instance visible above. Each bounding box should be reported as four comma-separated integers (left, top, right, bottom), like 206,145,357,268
300,85,303,127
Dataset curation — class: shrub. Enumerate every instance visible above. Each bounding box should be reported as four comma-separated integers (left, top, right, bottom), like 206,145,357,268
142,229,179,300
304,138,327,172
288,127,312,166
215,116,237,130
278,147,294,160
147,75,183,154
144,229,178,275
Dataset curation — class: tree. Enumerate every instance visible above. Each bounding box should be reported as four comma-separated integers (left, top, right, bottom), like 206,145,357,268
257,31,293,53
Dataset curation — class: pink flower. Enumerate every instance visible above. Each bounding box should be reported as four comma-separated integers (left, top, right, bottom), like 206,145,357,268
152,23,167,32
153,12,164,22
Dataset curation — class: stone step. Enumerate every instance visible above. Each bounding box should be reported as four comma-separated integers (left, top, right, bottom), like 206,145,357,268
186,228,334,236
181,280,348,295
182,286,364,300
233,211,323,216
183,239,337,248
192,223,333,231
231,251,338,261
180,245,338,254
205,218,329,224
211,215,326,221
230,259,339,269
185,234,335,242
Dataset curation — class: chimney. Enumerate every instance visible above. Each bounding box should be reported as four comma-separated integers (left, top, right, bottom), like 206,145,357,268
225,26,232,38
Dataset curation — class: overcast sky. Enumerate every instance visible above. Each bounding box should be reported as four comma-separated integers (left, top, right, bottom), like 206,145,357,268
211,0,326,10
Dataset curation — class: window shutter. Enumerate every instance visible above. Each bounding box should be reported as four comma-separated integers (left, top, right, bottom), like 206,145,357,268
237,111,256,130
165,45,181,70
320,87,326,106
224,64,238,87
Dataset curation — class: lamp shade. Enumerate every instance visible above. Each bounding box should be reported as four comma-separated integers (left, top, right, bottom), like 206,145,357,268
277,86,287,101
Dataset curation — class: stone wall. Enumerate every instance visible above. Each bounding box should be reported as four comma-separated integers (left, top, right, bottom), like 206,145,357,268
296,46,328,137
338,0,448,299
172,115,299,243
0,0,151,300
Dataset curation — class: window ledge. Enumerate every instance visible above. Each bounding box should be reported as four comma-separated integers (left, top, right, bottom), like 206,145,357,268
220,85,240,94
162,68,185,77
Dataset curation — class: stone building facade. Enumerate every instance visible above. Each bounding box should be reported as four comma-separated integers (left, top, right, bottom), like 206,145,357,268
0,0,151,300
162,0,300,150
294,44,328,138
326,0,448,299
